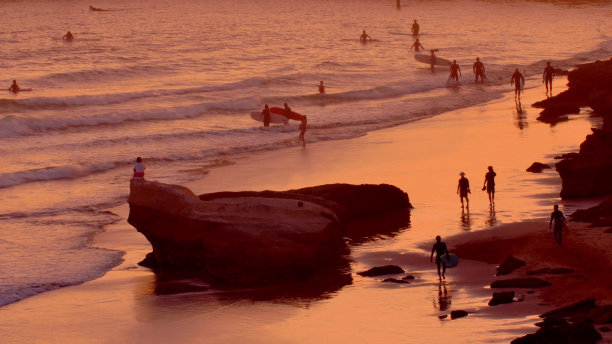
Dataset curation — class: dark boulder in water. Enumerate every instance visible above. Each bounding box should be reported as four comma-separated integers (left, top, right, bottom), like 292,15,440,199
357,265,405,277
526,162,551,173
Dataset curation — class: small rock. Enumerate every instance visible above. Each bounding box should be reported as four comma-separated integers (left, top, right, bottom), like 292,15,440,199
491,277,551,289
450,310,468,319
402,275,415,280
382,278,409,284
357,265,405,277
438,314,448,319
526,162,551,173
489,291,515,306
497,256,526,275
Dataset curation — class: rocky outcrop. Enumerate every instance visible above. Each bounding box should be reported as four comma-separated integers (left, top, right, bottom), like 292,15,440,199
357,265,405,277
496,256,526,276
570,194,612,226
128,179,411,284
526,162,550,173
489,291,515,306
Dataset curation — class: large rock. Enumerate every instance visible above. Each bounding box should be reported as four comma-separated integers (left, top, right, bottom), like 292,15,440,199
128,179,411,284
570,194,612,226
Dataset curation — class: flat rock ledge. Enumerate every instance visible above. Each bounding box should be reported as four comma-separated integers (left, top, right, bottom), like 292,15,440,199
128,179,411,284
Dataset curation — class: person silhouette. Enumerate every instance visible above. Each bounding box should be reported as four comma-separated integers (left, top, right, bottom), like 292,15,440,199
543,62,555,96
510,69,525,99
449,60,461,84
410,38,425,51
457,172,470,208
318,81,325,94
482,165,496,204
411,20,420,35
473,57,485,83
430,235,450,279
360,30,372,42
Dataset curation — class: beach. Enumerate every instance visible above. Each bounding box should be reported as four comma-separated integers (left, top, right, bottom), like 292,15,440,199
1,74,610,343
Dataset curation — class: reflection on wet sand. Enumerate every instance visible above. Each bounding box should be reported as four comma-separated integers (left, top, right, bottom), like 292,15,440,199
515,99,528,130
460,208,471,231
433,280,452,311
486,204,497,227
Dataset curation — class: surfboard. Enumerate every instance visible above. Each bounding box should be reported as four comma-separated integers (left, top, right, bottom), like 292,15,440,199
440,253,459,268
414,53,452,67
250,111,288,124
270,107,303,121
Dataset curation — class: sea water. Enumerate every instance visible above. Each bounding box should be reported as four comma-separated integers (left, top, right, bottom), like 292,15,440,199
1,0,611,310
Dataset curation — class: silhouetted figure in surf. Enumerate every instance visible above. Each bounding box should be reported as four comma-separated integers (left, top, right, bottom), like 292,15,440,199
7,80,20,93
549,204,567,246
133,157,145,178
457,172,470,209
360,30,372,42
510,68,524,99
63,31,74,41
261,104,271,127
482,165,496,204
319,81,325,94
449,60,461,84
429,50,437,72
543,62,555,96
397,0,401,9
473,57,485,83
410,38,424,51
89,5,105,11
430,235,449,279
411,20,420,35
299,115,307,147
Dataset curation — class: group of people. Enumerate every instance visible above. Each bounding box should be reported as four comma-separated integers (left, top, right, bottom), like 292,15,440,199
260,103,308,146
456,166,496,209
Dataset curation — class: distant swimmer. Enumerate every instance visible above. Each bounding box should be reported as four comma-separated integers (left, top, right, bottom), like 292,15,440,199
473,57,485,83
457,172,471,209
510,68,525,99
360,30,372,42
7,80,20,93
89,5,105,11
262,104,271,127
543,61,555,96
449,60,461,84
411,20,420,35
319,80,325,94
410,38,425,51
299,115,307,147
63,31,74,41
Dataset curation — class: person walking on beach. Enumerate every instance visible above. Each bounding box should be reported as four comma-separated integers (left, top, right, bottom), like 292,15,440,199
299,115,307,147
319,81,325,94
549,204,568,246
8,80,20,93
410,38,424,51
449,60,461,84
457,172,471,209
543,62,555,96
510,69,525,99
473,57,485,83
261,104,271,127
411,20,420,35
133,157,145,178
430,235,450,279
482,165,496,204
360,30,372,42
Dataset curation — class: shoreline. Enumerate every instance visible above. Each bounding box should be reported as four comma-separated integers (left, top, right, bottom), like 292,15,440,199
1,76,608,343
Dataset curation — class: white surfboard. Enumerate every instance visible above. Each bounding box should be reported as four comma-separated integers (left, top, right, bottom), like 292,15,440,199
414,53,452,67
250,111,288,124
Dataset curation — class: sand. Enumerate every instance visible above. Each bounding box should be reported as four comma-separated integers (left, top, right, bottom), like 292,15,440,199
1,76,610,343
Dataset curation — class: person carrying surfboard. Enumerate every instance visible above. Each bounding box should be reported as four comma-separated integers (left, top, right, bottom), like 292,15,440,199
410,38,424,51
430,235,450,279
510,69,525,99
411,20,419,35
449,60,461,84
543,62,555,96
429,50,437,72
8,80,20,93
473,57,486,83
360,30,371,42
261,104,271,127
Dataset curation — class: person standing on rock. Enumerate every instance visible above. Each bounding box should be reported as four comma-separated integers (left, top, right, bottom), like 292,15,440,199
133,157,145,178
549,204,567,246
431,235,449,279
457,172,471,209
482,166,496,205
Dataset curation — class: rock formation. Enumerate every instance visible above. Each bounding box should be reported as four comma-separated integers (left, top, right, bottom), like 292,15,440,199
128,179,411,284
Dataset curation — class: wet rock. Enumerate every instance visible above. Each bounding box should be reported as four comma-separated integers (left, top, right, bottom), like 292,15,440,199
540,299,597,319
512,319,602,344
589,305,612,324
402,275,415,281
571,196,612,227
382,278,409,284
536,104,579,124
496,255,526,275
438,314,448,319
450,310,468,319
490,277,551,288
358,265,405,277
526,267,574,275
489,291,515,306
526,162,551,173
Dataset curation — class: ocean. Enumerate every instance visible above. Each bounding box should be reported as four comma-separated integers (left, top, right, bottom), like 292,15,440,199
1,0,611,313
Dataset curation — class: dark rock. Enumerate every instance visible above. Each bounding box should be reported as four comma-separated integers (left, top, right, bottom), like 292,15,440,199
535,317,569,328
491,277,551,288
512,319,602,344
589,305,612,324
357,265,405,277
402,275,415,280
496,255,526,275
536,104,579,124
382,278,409,284
571,195,612,227
488,291,515,306
526,267,574,275
540,298,597,319
600,326,611,332
438,314,447,319
450,310,468,319
526,162,551,173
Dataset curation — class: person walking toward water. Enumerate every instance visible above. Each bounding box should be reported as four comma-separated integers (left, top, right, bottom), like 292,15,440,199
549,204,567,246
510,69,525,99
411,20,420,35
482,165,496,204
449,60,461,84
133,157,145,178
543,62,555,96
8,80,20,93
410,38,424,51
473,57,485,83
319,81,325,94
430,235,450,279
457,172,471,209
261,104,271,127
360,30,371,42
299,115,307,147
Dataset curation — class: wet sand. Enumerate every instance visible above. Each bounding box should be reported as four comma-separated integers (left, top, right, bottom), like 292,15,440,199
0,76,609,343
